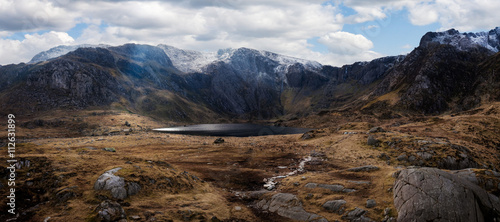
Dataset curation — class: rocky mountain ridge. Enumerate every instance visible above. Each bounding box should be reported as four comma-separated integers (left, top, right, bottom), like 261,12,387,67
1,27,500,121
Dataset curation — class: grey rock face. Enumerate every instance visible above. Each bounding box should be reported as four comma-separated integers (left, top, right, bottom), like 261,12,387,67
394,167,500,221
322,200,346,214
255,193,327,222
96,200,126,222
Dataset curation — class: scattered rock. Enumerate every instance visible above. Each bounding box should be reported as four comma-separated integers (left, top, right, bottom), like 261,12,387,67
213,138,225,144
368,126,385,133
130,215,141,220
394,167,500,221
245,190,270,200
378,153,390,160
304,183,318,189
342,188,357,193
366,199,376,208
408,155,417,162
255,193,327,222
367,136,379,146
438,155,479,170
305,182,355,193
342,207,371,221
384,208,391,216
127,182,141,196
96,200,126,222
396,153,407,161
416,152,433,160
124,121,131,127
317,184,344,192
55,186,78,203
347,180,371,185
103,147,116,152
234,206,242,211
301,131,315,140
346,165,379,172
305,193,314,200
322,200,346,214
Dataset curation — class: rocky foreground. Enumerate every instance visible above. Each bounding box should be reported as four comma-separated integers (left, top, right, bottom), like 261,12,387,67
0,103,499,221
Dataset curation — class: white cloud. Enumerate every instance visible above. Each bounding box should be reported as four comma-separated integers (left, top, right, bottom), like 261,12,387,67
318,32,374,55
2,0,500,66
313,31,381,66
0,31,74,64
0,0,78,32
408,2,439,26
0,0,350,65
341,0,500,31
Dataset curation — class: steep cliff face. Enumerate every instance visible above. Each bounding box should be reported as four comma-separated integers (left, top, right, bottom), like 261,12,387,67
368,28,500,114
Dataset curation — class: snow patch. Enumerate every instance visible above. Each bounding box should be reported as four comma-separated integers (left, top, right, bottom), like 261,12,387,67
29,44,110,64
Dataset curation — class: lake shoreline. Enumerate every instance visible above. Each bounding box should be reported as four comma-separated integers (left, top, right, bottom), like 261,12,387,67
153,123,312,137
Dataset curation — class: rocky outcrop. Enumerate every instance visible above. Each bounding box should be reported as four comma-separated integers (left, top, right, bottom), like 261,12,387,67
255,193,327,221
394,167,500,221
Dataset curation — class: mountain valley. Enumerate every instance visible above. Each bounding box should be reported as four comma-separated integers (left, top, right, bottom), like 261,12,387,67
0,28,499,221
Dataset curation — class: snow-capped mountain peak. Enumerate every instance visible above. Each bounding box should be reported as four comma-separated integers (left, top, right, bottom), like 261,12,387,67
158,45,322,73
420,27,500,53
29,44,110,64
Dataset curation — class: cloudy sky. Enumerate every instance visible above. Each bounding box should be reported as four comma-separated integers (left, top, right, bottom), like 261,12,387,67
1,0,499,66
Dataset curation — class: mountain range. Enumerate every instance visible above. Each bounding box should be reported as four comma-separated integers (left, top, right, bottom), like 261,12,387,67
1,27,499,122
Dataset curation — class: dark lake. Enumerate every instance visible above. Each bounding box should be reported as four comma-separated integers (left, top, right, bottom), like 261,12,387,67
153,123,311,137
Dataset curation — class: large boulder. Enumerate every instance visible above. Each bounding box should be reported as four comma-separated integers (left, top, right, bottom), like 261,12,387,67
94,167,141,199
255,193,327,221
394,167,500,221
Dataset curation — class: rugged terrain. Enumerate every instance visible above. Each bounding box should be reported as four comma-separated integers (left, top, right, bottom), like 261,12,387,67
0,28,499,221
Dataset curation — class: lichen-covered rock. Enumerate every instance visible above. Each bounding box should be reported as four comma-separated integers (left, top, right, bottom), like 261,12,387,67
394,167,500,221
